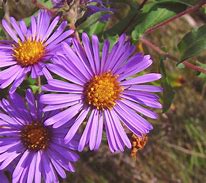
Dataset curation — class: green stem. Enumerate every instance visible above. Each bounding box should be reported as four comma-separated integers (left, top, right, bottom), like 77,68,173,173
37,76,42,93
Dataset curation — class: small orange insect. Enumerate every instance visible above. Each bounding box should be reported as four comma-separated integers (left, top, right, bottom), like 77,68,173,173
130,133,148,159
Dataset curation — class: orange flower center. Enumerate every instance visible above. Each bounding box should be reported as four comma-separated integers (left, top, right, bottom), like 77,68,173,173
13,39,45,66
85,72,123,110
21,122,51,151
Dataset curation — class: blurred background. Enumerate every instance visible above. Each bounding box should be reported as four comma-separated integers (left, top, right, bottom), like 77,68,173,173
0,0,206,182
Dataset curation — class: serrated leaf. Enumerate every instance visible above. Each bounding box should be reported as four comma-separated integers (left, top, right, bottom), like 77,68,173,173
160,59,175,113
178,25,206,62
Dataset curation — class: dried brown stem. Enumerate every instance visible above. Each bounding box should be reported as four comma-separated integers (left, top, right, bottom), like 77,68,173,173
140,37,206,74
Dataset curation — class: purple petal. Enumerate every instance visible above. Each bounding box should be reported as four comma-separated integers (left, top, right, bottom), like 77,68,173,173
40,93,82,105
78,110,94,152
26,89,37,121
121,99,158,119
44,103,82,126
100,40,110,73
125,85,163,92
27,153,36,183
94,112,103,150
104,110,120,152
47,63,84,85
89,109,99,150
91,35,100,74
42,16,60,41
61,42,91,80
110,109,131,149
121,73,161,86
10,17,25,41
2,19,19,42
117,55,152,80
45,21,67,45
35,151,42,183
64,107,90,143
82,33,96,74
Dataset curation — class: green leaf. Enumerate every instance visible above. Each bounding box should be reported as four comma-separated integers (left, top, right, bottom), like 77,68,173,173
105,0,188,39
85,21,106,36
145,0,196,8
24,16,31,26
103,0,138,37
38,0,53,8
0,6,4,20
77,12,110,31
132,2,187,41
104,10,137,37
160,59,175,113
0,28,6,39
0,88,9,99
30,85,40,93
178,25,206,62
196,61,206,80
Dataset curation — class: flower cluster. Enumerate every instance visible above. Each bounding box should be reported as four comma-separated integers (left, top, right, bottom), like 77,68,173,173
0,9,162,183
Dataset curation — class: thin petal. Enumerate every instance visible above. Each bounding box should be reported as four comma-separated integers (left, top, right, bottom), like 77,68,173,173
64,107,90,143
121,73,161,86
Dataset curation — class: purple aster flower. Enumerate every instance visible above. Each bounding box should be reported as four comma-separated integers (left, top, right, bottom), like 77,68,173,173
41,33,162,153
0,89,79,182
0,10,73,93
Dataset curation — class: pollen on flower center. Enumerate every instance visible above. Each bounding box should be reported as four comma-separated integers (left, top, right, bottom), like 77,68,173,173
21,122,51,151
85,72,123,110
13,39,45,66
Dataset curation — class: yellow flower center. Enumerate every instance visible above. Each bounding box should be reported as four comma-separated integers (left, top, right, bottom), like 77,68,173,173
13,39,45,66
21,122,51,151
85,72,123,110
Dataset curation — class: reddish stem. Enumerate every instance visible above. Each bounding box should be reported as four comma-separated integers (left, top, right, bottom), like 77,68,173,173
140,37,206,74
145,0,206,34
138,0,149,10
